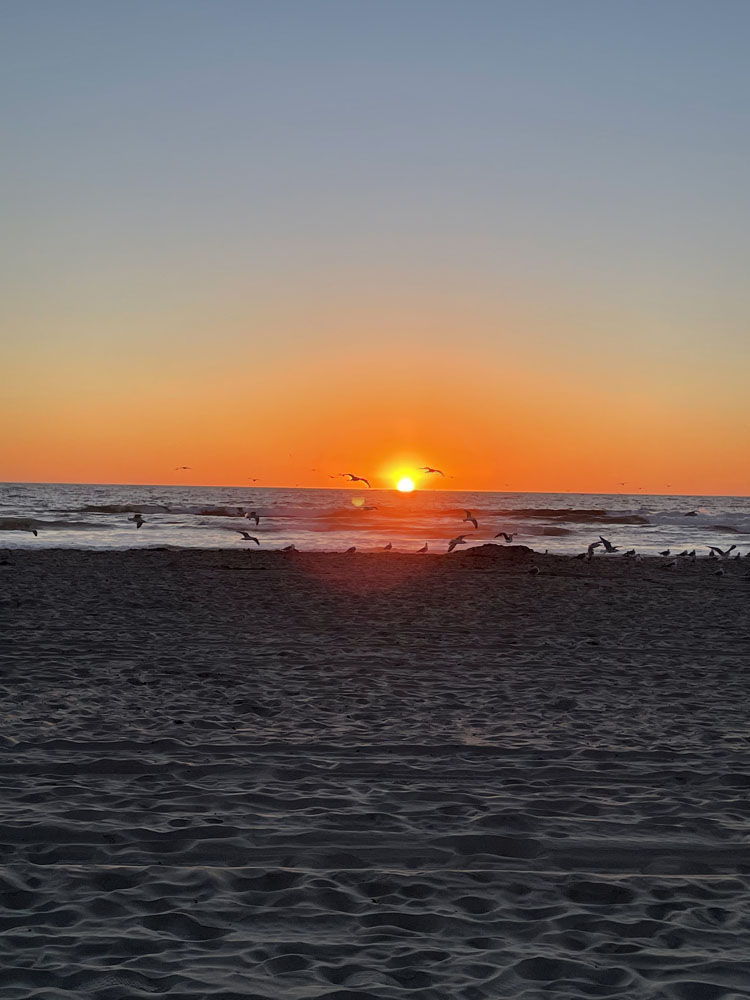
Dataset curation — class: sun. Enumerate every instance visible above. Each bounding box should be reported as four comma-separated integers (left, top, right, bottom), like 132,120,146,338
396,477,415,492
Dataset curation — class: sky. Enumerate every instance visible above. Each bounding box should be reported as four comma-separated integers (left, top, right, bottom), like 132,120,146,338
2,0,749,494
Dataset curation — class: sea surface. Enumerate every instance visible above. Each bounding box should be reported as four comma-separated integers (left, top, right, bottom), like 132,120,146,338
1,482,748,556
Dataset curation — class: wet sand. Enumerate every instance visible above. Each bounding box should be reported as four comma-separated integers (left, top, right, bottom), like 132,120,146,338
2,547,750,998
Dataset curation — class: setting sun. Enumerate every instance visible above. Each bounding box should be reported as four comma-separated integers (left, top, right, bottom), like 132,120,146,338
396,477,415,492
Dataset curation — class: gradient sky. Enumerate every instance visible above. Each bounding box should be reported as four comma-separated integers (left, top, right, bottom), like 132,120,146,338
2,0,749,493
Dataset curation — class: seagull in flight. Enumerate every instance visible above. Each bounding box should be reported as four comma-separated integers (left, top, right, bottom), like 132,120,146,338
128,514,145,529
174,466,191,471
495,531,514,543
419,466,445,476
447,534,468,553
598,535,619,553
246,511,260,525
237,531,260,545
587,540,602,557
463,510,478,529
417,542,428,553
340,473,371,488
709,545,736,560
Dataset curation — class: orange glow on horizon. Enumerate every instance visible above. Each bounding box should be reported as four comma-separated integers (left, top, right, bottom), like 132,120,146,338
396,477,415,492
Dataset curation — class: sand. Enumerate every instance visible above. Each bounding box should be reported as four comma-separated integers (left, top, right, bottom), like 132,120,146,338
2,546,750,999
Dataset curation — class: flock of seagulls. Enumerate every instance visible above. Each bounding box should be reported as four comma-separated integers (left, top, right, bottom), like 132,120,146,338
6,468,748,582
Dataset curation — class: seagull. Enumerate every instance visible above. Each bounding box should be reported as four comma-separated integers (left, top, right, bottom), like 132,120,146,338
417,542,428,553
659,549,671,557
622,549,636,557
361,505,378,511
128,514,145,529
345,546,356,554
709,545,736,560
661,560,677,570
587,541,602,558
463,510,478,529
448,534,468,553
282,544,297,552
684,511,698,517
677,550,688,558
237,532,260,544
419,467,445,476
383,542,393,551
17,525,38,536
528,566,540,576
572,552,587,560
174,466,191,471
599,535,619,553
341,473,371,488
714,568,725,577
495,532,514,542
246,511,260,525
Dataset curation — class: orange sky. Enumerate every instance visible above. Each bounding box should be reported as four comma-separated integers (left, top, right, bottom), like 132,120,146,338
3,5,750,496
3,322,749,495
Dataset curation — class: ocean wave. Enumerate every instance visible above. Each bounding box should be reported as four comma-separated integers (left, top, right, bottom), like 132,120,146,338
1,518,107,531
80,503,251,517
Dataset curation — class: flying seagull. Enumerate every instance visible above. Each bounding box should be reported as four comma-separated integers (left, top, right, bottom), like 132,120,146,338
447,534,468,553
599,535,619,553
463,510,478,529
237,532,260,544
128,514,145,529
341,473,371,488
495,531,514,543
587,541,602,557
709,545,736,560
246,511,260,525
419,466,445,476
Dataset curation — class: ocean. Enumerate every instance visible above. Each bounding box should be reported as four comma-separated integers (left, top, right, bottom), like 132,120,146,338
1,482,748,556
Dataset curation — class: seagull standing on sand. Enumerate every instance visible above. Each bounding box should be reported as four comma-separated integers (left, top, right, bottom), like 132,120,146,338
419,466,445,476
345,546,357,554
495,531,514,543
659,549,671,557
447,535,468,553
417,542,428,553
282,544,297,552
383,542,393,551
340,473,371,488
463,510,478,529
128,514,145,529
598,535,619,553
237,532,260,545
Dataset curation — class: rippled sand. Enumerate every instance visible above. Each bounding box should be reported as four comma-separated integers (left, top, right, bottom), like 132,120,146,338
2,548,750,998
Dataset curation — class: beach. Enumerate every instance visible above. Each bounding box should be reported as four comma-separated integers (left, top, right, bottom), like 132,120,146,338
2,547,750,999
